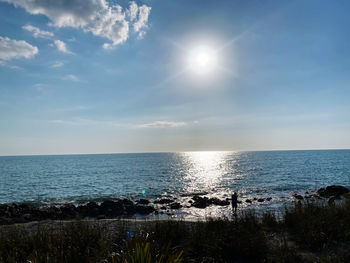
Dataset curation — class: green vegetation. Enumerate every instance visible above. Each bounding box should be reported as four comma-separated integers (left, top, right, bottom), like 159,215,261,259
1,200,350,262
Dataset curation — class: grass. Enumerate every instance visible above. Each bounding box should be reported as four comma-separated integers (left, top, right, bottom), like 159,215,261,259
1,200,350,262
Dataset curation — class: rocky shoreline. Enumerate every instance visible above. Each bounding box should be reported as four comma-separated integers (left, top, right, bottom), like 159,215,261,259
0,185,348,225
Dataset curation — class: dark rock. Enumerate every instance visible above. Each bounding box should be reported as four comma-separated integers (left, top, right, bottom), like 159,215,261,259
135,205,155,215
86,201,99,210
43,206,61,220
170,202,182,209
245,199,252,203
253,198,257,201
60,204,77,219
257,198,265,202
266,197,272,201
124,202,136,215
137,199,150,205
100,200,123,217
191,196,231,208
317,185,349,198
210,198,230,206
294,195,304,200
191,196,209,208
79,201,100,217
18,203,30,211
160,206,166,210
122,199,134,206
154,198,173,204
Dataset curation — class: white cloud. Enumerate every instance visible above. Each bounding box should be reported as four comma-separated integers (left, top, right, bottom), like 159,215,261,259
127,1,138,21
51,61,64,68
0,36,38,61
133,4,151,38
22,24,53,38
63,74,80,82
53,39,73,54
137,121,188,129
2,0,151,48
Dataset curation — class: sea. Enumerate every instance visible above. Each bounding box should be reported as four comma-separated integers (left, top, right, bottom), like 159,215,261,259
0,150,349,219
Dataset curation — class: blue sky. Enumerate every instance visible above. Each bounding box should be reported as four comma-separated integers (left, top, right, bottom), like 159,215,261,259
0,0,349,155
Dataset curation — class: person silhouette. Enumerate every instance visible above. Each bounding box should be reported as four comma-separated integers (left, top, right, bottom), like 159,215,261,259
231,192,238,214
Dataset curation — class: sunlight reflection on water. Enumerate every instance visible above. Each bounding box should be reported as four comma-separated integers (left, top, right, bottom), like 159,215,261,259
181,151,233,193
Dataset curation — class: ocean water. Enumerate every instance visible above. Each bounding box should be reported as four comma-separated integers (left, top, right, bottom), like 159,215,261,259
0,150,349,218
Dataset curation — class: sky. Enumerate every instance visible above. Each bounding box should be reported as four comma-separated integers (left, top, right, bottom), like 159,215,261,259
0,0,349,155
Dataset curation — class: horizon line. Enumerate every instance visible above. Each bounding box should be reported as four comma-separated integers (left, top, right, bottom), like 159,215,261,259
1,148,349,157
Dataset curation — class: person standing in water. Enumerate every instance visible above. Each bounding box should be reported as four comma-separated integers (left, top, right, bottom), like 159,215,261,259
232,192,238,214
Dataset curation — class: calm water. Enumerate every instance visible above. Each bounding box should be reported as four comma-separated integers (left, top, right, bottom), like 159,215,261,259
0,150,349,218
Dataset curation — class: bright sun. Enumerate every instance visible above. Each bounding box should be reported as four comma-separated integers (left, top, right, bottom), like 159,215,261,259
187,46,217,75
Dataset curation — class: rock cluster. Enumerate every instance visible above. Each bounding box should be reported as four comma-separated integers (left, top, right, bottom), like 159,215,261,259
317,185,349,198
0,199,155,225
191,196,230,208
1,185,349,225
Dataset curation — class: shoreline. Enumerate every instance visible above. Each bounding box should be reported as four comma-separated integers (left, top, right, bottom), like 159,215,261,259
1,185,348,225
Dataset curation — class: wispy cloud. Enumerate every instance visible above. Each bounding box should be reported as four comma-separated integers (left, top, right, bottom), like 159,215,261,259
4,0,151,49
51,61,64,68
136,121,188,129
53,40,73,54
63,74,80,82
33,83,48,92
22,24,54,39
0,36,38,62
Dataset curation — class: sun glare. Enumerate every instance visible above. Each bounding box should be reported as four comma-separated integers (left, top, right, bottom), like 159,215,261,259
187,46,217,75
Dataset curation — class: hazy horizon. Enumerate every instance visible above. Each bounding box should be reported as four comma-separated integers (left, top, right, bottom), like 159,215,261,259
1,148,350,158
1,0,350,156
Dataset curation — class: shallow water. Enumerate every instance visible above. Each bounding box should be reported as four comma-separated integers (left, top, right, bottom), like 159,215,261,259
0,150,349,218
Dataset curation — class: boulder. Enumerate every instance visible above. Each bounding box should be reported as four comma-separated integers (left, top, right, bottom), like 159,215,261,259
245,199,252,203
294,195,304,200
137,199,150,205
257,198,265,202
191,196,209,208
86,201,99,210
99,200,123,217
210,198,230,206
170,202,182,209
317,185,349,198
135,205,155,214
60,204,77,219
122,199,134,206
